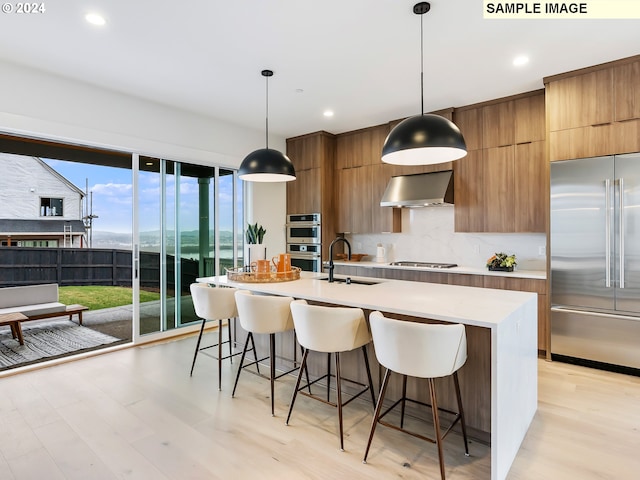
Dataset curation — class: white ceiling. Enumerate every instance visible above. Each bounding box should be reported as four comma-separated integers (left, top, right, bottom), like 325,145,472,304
1,1,638,139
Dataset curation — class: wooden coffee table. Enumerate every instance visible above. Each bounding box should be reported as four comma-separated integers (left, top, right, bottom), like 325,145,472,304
0,312,27,345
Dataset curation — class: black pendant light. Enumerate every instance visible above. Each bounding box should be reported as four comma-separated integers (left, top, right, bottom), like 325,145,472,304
239,69,296,182
381,2,467,166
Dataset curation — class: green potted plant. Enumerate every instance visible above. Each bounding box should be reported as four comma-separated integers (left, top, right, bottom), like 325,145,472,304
245,222,267,264
245,222,266,245
486,252,517,272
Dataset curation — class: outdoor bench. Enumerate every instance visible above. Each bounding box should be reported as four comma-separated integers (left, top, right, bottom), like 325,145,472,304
0,284,88,345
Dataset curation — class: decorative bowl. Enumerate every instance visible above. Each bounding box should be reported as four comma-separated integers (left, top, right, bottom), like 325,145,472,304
336,253,367,262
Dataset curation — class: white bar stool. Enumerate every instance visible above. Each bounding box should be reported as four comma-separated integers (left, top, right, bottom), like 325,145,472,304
189,283,239,391
363,311,469,480
232,290,302,416
286,299,376,451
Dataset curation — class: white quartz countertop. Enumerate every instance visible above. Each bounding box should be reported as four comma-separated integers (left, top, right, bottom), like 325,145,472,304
198,272,537,330
330,260,546,280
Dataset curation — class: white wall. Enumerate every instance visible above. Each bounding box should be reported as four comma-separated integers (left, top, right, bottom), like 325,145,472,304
0,60,287,253
245,182,287,260
350,207,547,271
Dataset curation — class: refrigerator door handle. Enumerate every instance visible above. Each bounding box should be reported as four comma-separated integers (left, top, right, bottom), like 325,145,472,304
605,178,611,288
619,177,625,289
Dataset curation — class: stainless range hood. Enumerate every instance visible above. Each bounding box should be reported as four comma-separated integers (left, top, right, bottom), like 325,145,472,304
380,170,454,207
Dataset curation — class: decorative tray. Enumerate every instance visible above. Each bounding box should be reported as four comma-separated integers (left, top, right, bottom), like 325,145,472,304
226,266,302,283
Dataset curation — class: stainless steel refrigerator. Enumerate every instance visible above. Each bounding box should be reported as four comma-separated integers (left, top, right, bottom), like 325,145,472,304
551,153,640,371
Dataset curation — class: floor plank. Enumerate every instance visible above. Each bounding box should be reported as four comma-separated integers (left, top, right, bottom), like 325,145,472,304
1,332,639,479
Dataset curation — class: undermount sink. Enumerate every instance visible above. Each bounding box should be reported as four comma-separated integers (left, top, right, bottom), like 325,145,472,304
317,276,380,286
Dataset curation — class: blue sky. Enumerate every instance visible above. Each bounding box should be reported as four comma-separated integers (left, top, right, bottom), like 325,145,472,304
44,159,237,234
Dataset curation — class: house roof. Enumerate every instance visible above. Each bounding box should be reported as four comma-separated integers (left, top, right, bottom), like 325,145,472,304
35,158,85,198
0,219,86,234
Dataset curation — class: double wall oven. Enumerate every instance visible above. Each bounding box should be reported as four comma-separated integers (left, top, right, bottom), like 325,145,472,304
286,213,322,272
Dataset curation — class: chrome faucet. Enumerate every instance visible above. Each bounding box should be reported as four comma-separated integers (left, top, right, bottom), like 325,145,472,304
327,237,351,283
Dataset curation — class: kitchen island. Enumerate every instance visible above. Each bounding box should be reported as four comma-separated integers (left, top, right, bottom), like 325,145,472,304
197,272,537,480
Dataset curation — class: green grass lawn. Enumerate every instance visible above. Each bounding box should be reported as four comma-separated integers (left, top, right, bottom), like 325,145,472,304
58,286,161,310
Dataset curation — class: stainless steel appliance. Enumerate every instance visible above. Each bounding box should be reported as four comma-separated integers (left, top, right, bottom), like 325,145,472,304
550,153,640,371
286,213,321,245
287,243,322,272
286,213,322,272
380,170,454,207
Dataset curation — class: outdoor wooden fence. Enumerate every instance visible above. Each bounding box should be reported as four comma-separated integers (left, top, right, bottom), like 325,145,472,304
0,247,200,291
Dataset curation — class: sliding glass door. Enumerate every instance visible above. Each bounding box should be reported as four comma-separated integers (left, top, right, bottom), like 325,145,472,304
137,157,243,337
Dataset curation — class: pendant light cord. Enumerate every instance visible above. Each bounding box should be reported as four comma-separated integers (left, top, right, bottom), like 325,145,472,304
420,8,424,116
265,73,269,149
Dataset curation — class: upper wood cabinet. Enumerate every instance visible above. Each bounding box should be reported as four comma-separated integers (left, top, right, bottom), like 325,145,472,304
483,102,514,148
454,90,547,233
335,123,403,234
514,141,547,232
453,149,484,232
546,68,614,131
286,131,336,259
614,59,640,122
514,94,546,144
453,107,482,151
545,55,640,160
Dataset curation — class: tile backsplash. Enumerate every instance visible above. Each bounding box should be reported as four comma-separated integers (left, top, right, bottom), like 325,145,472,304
348,207,546,271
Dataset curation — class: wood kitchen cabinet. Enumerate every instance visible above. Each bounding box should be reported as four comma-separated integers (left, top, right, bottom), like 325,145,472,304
286,167,320,214
286,131,336,259
546,68,614,132
483,145,514,232
483,276,548,352
454,90,546,233
333,265,549,354
545,55,640,160
335,123,403,234
514,141,547,232
614,59,640,122
483,101,514,148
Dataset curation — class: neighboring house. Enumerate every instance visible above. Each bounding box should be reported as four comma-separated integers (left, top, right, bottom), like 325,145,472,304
0,153,86,247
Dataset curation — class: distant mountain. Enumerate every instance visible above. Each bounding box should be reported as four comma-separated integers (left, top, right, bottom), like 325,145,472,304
92,230,237,250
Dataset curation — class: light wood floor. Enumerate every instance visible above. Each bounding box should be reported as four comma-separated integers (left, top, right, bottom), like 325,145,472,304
0,331,638,480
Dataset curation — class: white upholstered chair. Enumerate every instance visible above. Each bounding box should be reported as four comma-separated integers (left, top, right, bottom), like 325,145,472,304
189,283,238,390
232,290,300,416
363,311,469,480
286,299,375,451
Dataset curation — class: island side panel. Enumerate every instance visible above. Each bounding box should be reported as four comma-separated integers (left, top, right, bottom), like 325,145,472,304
492,295,538,480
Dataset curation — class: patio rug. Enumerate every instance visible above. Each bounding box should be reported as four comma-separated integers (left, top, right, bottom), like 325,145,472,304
0,320,123,370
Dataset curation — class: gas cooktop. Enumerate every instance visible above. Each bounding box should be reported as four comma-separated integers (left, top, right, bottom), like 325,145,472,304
389,261,458,269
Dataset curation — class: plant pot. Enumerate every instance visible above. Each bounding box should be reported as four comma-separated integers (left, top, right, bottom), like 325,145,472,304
246,244,266,264
488,266,514,272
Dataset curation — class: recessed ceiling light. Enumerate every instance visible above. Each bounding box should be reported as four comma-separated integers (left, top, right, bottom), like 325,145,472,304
323,110,334,118
85,13,106,26
513,55,529,67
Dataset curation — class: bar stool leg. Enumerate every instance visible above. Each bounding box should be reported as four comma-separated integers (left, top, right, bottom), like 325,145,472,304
361,346,376,406
190,318,207,376
228,318,234,364
286,348,310,425
270,333,276,416
218,319,223,391
363,368,392,463
232,332,254,397
400,374,408,428
428,378,446,480
335,352,344,451
454,371,470,455
302,346,312,394
326,352,332,402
